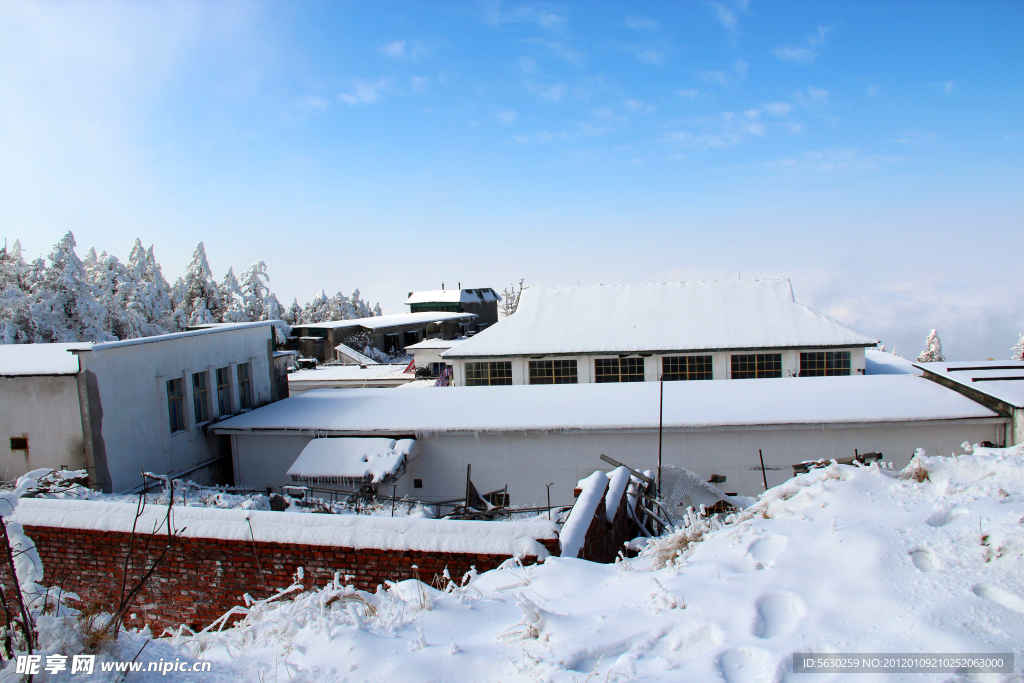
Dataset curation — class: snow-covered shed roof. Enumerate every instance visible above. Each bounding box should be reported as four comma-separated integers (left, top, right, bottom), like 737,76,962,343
293,312,476,331
289,364,412,383
864,349,922,376
405,289,500,305
443,279,878,359
0,343,92,376
404,337,468,352
88,321,273,352
287,437,419,484
211,375,998,436
914,361,1024,409
333,342,379,365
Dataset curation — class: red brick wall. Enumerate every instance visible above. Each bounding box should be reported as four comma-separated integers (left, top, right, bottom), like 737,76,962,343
18,525,554,635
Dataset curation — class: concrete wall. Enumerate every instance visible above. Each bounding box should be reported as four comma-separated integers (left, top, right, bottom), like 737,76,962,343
79,326,275,492
450,347,868,386
0,375,85,480
231,418,1003,505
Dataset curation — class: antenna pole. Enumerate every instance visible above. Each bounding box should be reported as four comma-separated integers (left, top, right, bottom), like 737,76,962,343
758,449,768,490
658,377,663,497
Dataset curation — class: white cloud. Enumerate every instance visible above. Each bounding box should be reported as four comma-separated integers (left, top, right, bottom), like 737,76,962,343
678,88,701,99
381,40,405,59
410,76,428,94
807,25,830,47
484,4,566,33
711,2,737,30
763,102,793,116
773,46,817,65
866,83,881,97
734,58,748,77
525,39,585,67
338,78,389,105
624,16,660,31
293,95,329,114
519,56,538,73
744,108,760,119
624,99,648,113
496,110,516,124
637,49,663,66
944,80,954,95
527,81,565,102
808,86,829,101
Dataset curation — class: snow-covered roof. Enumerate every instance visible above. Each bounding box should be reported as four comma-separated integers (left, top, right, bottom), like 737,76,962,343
443,279,878,359
0,343,92,376
212,375,998,436
333,343,379,365
294,312,476,331
914,361,1024,408
13,498,556,557
289,364,412,383
404,337,468,352
287,437,418,484
89,321,273,352
864,349,922,376
405,289,500,305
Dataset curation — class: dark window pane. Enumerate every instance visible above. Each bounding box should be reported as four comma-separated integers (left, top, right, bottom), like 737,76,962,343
594,358,620,383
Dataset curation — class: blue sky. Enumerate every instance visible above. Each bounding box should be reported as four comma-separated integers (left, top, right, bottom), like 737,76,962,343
1,0,1021,359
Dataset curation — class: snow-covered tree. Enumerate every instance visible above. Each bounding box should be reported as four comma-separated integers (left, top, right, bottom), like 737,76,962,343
1011,333,1024,361
373,303,382,317
85,249,130,339
239,261,270,321
917,329,946,363
299,290,330,324
31,232,112,342
121,240,174,337
499,278,526,318
218,267,248,323
178,242,223,326
283,298,303,325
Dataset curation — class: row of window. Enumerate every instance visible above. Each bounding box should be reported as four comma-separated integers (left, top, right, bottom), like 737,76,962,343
166,362,252,434
463,352,852,385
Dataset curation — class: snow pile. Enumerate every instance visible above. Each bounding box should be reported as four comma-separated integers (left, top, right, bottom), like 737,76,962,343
179,445,1023,682
14,499,557,557
287,437,418,484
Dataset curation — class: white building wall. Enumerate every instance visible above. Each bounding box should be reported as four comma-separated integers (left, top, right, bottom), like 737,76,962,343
230,419,1003,506
0,376,85,480
78,326,275,492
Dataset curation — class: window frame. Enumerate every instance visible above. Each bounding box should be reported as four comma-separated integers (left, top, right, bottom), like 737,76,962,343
464,361,513,386
215,367,231,415
192,371,210,425
730,353,783,379
594,357,645,383
237,362,252,410
528,359,579,384
661,355,713,381
799,351,851,377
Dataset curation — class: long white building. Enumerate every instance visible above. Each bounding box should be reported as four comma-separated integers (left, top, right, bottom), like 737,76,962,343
442,279,878,386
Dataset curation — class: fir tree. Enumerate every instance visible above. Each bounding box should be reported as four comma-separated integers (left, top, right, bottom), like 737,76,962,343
31,231,112,342
179,242,222,326
917,329,946,363
1011,333,1024,361
283,298,303,325
239,261,271,321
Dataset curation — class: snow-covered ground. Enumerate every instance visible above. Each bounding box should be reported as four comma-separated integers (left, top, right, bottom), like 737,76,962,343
12,445,1024,682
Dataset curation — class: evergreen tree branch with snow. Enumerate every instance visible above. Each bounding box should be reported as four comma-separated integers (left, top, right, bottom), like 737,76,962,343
1011,333,1024,361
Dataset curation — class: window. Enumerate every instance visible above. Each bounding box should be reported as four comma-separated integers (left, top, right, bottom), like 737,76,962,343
730,353,782,379
192,372,210,424
384,334,400,355
662,355,713,381
216,367,231,415
800,351,851,376
237,362,252,410
594,357,645,383
167,378,185,433
9,436,28,451
529,359,578,384
404,330,421,347
430,362,448,377
465,361,513,386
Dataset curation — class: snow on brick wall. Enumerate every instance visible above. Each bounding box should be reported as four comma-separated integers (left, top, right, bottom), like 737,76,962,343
11,525,559,635
560,470,639,563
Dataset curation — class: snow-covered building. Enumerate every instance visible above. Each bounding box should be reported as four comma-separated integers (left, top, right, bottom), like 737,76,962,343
914,360,1024,446
442,280,878,386
290,312,477,363
405,287,500,330
1,322,278,491
405,337,467,378
211,375,1006,503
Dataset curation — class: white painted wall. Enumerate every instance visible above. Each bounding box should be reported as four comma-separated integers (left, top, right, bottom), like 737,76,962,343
0,375,85,480
230,418,1003,506
78,326,275,492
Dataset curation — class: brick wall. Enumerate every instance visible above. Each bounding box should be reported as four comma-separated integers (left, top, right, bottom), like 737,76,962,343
574,480,640,563
17,525,554,635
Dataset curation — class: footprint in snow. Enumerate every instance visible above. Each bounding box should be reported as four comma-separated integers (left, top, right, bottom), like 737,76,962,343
925,507,968,527
973,583,1024,614
753,591,807,639
747,536,786,568
717,646,776,683
909,548,943,573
